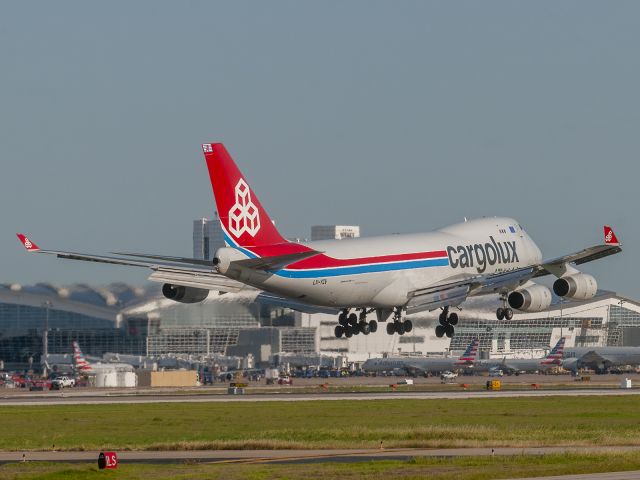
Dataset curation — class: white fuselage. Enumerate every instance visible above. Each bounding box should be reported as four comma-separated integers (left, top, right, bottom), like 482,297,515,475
229,217,543,309
362,356,470,374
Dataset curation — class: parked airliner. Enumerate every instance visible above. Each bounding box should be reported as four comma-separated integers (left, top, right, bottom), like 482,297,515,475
17,143,622,338
477,337,566,373
72,341,132,373
362,338,480,375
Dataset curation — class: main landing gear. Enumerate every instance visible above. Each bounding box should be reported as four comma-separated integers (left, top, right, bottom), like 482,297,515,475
385,308,413,336
334,309,378,338
496,294,514,320
435,306,458,338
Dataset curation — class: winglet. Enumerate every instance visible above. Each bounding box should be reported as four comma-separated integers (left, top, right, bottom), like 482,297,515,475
604,226,620,245
16,234,41,252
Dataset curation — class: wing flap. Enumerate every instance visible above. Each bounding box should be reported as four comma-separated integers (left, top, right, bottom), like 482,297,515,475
112,252,214,267
148,268,250,293
254,292,340,315
406,285,470,315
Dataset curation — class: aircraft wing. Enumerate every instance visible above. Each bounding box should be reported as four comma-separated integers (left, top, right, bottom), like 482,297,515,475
406,226,621,314
16,234,246,293
536,225,622,277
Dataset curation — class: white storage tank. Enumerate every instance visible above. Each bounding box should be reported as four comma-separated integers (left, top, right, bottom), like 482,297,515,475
96,371,117,388
117,371,137,388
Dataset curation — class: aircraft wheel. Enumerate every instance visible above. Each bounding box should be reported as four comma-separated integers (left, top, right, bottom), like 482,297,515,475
448,313,458,326
358,320,368,332
435,325,445,338
403,319,413,333
361,324,371,335
445,324,455,338
369,320,378,333
496,308,505,320
439,312,448,326
334,325,344,338
386,322,396,335
345,328,353,338
504,308,514,320
348,313,358,326
352,324,360,335
395,321,405,335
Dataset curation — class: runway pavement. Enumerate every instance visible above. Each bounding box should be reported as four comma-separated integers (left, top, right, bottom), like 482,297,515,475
514,472,640,480
5,446,640,465
1,387,639,405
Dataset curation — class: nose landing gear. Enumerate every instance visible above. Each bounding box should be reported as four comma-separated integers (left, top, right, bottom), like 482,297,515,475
435,306,457,338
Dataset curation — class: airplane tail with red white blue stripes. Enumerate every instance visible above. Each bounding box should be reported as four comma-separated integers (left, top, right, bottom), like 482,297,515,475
454,338,480,366
541,337,566,366
72,341,93,373
202,143,289,249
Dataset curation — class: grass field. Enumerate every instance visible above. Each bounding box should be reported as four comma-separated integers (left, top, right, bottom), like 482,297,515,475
2,453,640,480
1,395,640,451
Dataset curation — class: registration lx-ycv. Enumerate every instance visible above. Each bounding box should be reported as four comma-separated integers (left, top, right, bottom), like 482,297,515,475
17,143,622,339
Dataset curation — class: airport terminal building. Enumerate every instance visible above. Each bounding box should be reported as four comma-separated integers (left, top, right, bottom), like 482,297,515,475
1,279,640,368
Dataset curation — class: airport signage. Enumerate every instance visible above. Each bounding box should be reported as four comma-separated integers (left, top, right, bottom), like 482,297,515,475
98,451,118,469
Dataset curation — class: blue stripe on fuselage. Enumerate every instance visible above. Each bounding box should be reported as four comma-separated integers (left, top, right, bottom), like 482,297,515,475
274,258,449,278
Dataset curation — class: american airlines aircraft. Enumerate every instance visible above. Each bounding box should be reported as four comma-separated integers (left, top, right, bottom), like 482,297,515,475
362,338,480,375
562,346,640,372
477,337,566,373
72,341,132,373
17,143,622,339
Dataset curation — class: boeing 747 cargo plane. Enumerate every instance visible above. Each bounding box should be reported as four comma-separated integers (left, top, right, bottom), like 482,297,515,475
18,143,622,338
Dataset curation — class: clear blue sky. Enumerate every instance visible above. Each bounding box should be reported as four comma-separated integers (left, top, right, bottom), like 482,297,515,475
1,2,637,296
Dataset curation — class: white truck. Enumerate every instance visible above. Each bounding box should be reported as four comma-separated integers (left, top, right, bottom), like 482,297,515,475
440,371,458,382
51,376,76,389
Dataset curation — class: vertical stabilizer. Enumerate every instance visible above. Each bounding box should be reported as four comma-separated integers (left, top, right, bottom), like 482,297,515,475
202,143,287,248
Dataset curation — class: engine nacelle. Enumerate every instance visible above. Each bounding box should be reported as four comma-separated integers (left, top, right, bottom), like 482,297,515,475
552,273,597,300
508,284,552,312
213,247,247,275
162,284,209,304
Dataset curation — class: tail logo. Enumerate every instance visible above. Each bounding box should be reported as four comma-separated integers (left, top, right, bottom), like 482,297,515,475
605,230,613,243
229,179,261,237
24,239,32,249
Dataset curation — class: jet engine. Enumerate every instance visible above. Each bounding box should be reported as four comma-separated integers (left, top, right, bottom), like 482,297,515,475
508,284,552,312
162,284,209,304
552,273,597,300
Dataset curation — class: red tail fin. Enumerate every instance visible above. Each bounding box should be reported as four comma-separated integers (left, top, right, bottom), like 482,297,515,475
604,226,620,245
202,143,287,248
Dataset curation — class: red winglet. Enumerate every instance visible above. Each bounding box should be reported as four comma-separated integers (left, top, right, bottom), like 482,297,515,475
604,226,620,245
16,234,40,252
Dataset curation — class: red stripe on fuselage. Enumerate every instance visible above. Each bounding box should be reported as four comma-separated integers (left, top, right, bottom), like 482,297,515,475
246,243,448,270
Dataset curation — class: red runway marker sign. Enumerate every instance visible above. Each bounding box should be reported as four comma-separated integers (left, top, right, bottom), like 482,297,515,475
98,451,118,469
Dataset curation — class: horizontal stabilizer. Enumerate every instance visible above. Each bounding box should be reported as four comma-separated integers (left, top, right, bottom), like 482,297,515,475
233,250,323,271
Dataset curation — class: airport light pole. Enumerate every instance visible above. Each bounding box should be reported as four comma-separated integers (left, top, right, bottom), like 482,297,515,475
41,300,52,378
